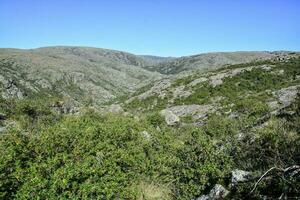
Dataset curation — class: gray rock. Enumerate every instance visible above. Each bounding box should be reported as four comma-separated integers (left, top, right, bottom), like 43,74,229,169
261,65,272,71
140,130,151,140
172,85,192,99
138,79,171,100
51,100,79,114
231,169,252,186
188,77,208,87
160,110,180,126
267,100,280,110
196,184,229,200
208,184,229,199
276,85,299,107
195,195,209,200
0,77,24,99
105,104,124,114
164,104,214,121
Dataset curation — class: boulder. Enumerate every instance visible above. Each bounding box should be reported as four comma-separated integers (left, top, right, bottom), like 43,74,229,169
231,169,252,187
276,85,299,107
51,100,79,114
196,184,229,200
208,184,229,199
160,110,180,126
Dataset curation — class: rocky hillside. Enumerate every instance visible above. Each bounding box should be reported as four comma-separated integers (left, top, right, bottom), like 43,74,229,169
0,47,294,106
142,51,292,74
0,48,299,199
0,47,162,104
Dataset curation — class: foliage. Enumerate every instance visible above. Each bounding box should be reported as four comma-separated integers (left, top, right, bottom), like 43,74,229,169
0,57,300,199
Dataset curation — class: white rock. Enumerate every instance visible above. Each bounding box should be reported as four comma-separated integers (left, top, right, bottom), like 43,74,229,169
231,169,251,186
208,184,229,199
276,85,299,107
196,184,229,200
160,110,180,126
106,104,124,114
140,131,151,140
188,77,208,87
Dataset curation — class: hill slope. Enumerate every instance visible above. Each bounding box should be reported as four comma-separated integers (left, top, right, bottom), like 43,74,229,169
142,51,290,74
0,51,299,199
0,47,295,105
0,46,162,104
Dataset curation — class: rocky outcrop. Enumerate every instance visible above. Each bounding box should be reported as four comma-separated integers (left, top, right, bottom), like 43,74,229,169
188,77,208,87
196,184,229,200
172,86,192,100
138,79,171,100
268,85,300,113
51,101,79,114
160,110,180,126
230,169,252,187
0,76,24,99
103,104,124,114
0,47,162,104
276,85,299,107
163,104,215,121
209,67,254,87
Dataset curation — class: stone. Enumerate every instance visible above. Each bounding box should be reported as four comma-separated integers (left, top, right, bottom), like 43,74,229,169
164,104,214,121
160,110,180,126
172,85,192,99
196,184,229,200
208,184,229,199
140,131,151,140
276,85,299,107
195,195,209,200
188,77,208,87
231,169,252,187
137,79,172,100
261,65,272,71
51,100,79,114
267,101,280,110
106,104,124,114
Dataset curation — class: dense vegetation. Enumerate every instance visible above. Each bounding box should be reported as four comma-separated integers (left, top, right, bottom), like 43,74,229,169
0,57,299,199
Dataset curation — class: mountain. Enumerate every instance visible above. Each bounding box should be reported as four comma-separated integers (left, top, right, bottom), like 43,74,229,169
0,46,162,104
0,46,293,106
0,48,299,199
138,55,175,65
142,51,288,74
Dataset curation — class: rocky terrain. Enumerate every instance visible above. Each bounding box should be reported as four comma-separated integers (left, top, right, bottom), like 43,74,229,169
0,47,293,105
0,47,299,199
0,47,162,104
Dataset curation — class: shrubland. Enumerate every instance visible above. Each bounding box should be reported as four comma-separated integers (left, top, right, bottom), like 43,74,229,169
0,57,299,199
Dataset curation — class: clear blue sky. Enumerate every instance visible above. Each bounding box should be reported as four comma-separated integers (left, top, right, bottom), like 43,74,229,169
0,0,299,56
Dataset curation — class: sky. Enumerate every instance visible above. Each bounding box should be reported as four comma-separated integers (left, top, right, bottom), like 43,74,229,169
0,0,299,56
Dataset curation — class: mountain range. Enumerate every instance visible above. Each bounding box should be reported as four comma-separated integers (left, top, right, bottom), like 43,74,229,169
0,46,299,199
0,46,294,105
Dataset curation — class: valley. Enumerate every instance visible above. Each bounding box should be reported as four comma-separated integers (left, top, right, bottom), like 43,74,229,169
0,47,299,199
